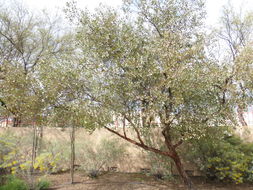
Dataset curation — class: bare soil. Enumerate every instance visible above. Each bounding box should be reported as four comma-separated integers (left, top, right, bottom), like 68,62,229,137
47,172,253,190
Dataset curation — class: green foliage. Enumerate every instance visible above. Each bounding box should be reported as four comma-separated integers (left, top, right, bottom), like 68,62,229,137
0,2,74,126
35,178,50,190
0,131,22,175
189,135,253,184
0,0,252,188
76,138,126,177
0,175,28,190
69,0,239,150
0,175,50,190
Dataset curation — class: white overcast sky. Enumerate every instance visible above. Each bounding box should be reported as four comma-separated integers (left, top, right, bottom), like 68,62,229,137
11,0,253,26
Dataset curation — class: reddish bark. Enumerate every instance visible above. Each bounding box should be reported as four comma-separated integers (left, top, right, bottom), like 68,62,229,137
104,126,195,190
104,126,173,157
171,148,194,190
162,130,194,190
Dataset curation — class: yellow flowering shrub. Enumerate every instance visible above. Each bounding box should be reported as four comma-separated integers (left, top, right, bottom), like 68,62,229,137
34,153,61,174
0,136,61,176
189,135,253,184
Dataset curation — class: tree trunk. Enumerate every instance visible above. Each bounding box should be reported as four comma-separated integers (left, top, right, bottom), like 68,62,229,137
70,125,75,184
37,125,43,155
172,152,194,190
5,116,8,127
12,117,21,127
104,126,195,189
31,124,37,168
31,123,38,190
162,130,195,190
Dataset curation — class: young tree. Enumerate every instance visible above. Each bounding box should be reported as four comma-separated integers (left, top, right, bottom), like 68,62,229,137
68,0,238,189
0,2,75,183
0,2,72,127
38,55,102,183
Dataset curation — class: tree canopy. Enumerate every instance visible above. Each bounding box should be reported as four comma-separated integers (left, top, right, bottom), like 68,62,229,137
1,0,253,189
63,0,246,188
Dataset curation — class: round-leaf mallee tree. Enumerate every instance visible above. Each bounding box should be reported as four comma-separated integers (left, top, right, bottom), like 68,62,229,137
68,0,238,189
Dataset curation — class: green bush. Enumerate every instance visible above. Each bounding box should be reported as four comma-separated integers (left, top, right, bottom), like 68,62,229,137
0,175,28,190
35,178,50,190
188,135,253,184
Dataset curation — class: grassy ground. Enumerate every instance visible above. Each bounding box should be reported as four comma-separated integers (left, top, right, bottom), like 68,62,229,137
47,172,253,190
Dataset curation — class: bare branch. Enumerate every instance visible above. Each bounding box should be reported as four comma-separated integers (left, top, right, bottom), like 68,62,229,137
124,115,144,145
123,117,127,138
140,11,163,38
173,139,183,149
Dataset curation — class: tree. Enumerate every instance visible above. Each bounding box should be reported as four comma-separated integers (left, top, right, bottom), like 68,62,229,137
0,2,72,127
216,4,253,128
67,0,238,189
38,55,101,183
0,1,75,184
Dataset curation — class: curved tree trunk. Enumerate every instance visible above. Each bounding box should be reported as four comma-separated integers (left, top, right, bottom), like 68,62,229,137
162,130,195,190
104,126,195,189
172,151,194,190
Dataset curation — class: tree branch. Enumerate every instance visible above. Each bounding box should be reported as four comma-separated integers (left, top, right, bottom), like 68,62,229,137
173,139,183,149
122,117,127,138
124,115,144,145
104,126,174,158
141,11,163,38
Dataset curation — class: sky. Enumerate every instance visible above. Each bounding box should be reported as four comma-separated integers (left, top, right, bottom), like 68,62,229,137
20,0,122,12
14,0,253,27
206,0,253,25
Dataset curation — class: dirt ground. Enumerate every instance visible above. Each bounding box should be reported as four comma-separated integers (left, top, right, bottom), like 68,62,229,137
46,172,253,190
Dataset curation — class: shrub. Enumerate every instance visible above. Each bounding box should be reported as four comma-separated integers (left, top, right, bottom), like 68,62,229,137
76,138,126,177
0,175,28,190
35,178,50,190
34,152,61,174
42,140,70,172
87,169,100,179
188,135,253,184
0,131,56,190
